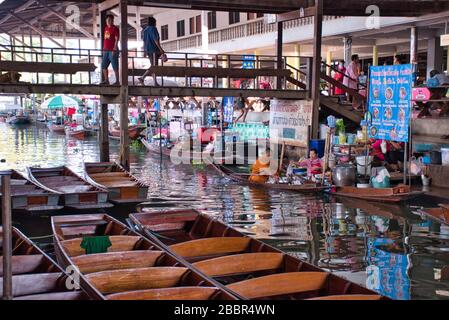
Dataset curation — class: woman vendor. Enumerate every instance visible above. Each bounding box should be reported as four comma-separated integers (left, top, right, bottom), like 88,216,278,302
297,148,323,176
249,149,278,183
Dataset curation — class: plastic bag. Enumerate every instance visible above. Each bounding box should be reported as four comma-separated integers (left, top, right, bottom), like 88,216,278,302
409,157,423,175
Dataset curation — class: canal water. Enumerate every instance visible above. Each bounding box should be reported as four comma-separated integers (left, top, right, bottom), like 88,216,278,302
1,122,449,300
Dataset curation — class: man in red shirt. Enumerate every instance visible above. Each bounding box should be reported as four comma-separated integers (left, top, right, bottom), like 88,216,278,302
101,14,120,85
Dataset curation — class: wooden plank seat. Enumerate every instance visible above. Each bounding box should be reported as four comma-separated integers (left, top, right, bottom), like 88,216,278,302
226,272,329,299
192,252,284,277
71,250,164,274
90,172,129,178
15,291,86,300
0,273,64,297
85,267,188,295
107,286,218,300
0,255,46,276
55,186,94,193
38,176,81,183
61,235,141,257
307,295,382,300
169,237,251,259
0,61,97,74
100,181,139,188
130,66,292,79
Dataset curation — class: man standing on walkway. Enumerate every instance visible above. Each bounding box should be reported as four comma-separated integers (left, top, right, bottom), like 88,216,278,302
101,14,120,85
343,54,361,110
138,17,165,86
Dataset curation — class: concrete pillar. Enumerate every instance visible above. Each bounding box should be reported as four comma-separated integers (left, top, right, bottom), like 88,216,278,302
373,45,378,66
427,37,443,77
326,50,332,75
410,26,418,64
201,11,209,52
343,36,352,66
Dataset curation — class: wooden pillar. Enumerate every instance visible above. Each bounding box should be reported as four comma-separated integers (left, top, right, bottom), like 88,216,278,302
1,171,13,300
100,103,110,162
119,0,129,170
373,45,378,66
276,21,283,90
311,0,323,139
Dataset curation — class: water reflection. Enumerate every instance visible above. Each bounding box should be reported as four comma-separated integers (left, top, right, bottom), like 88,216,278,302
1,123,449,300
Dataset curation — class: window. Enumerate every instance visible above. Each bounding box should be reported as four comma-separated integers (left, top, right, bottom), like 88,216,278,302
177,20,185,37
247,12,264,20
229,12,240,25
207,11,217,30
161,25,168,41
195,15,202,33
189,17,195,34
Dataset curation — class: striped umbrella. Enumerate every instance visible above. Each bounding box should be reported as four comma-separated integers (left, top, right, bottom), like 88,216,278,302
40,95,81,110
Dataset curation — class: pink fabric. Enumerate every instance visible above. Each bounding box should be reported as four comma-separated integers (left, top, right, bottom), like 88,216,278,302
343,61,359,90
299,158,322,176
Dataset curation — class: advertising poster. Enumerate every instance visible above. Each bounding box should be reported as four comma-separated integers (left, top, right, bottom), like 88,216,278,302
242,55,255,69
222,97,234,123
368,64,413,142
269,99,312,147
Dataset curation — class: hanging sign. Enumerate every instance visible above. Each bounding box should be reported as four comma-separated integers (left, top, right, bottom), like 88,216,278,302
269,99,312,147
441,34,449,46
242,55,255,69
222,97,234,123
368,64,413,142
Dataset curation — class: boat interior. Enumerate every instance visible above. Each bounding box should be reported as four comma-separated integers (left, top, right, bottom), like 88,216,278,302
51,214,236,300
130,210,384,300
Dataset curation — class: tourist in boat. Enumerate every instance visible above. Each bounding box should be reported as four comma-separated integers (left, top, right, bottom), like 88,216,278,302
249,149,278,183
343,54,361,110
138,17,166,86
101,14,120,85
297,148,323,177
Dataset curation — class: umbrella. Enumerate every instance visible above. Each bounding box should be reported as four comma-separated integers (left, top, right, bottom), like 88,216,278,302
40,95,81,110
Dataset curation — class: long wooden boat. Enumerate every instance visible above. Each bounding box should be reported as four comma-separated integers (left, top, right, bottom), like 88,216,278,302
0,170,63,212
141,138,209,162
65,127,86,140
6,115,31,125
47,122,66,134
27,166,113,210
129,209,385,300
330,184,423,203
418,204,449,225
84,162,149,204
109,125,145,141
212,163,326,193
51,214,238,300
0,226,89,300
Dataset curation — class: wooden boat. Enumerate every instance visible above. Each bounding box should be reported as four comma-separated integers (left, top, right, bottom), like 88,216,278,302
109,125,145,140
65,127,86,140
27,166,113,210
51,214,238,300
212,163,326,193
418,204,449,225
0,170,63,212
141,138,209,162
84,162,149,204
129,209,385,300
330,184,423,203
0,226,89,300
6,115,31,125
47,122,66,134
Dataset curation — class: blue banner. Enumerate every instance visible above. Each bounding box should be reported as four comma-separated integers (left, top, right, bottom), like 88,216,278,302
242,55,255,69
223,97,234,123
368,64,413,142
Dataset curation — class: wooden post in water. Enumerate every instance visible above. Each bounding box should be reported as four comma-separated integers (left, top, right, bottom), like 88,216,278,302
311,0,323,139
119,0,130,170
276,21,283,90
100,103,110,162
1,170,13,300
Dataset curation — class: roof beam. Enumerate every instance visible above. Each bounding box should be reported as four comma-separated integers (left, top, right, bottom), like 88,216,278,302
0,0,36,25
9,11,64,48
34,0,95,40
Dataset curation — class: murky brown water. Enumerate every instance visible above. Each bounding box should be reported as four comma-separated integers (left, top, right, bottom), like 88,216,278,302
1,122,449,300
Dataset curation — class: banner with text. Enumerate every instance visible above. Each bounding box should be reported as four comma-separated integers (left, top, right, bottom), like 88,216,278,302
269,99,312,147
368,64,413,142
